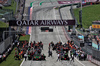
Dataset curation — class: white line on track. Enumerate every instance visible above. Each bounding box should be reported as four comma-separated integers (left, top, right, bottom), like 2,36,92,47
56,26,64,44
20,59,25,66
53,7,56,19
75,57,85,66
53,7,64,43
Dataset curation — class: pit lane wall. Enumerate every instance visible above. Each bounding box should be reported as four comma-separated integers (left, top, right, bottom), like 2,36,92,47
87,55,100,66
0,36,12,54
92,42,100,50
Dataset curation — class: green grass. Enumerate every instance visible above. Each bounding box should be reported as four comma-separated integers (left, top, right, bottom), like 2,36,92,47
19,35,30,42
0,48,22,66
2,0,17,14
0,21,8,28
73,4,100,28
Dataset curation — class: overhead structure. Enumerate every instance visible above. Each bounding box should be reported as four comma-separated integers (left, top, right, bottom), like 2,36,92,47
9,20,75,26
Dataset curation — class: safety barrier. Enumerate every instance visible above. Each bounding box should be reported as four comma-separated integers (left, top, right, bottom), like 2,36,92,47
87,55,100,66
92,49,100,61
70,6,78,25
21,0,25,20
77,1,100,8
0,36,12,54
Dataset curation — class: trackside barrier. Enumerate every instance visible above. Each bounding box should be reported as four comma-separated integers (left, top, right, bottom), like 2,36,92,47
92,49,100,61
70,6,78,25
21,0,25,20
59,3,78,9
87,55,100,66
0,36,12,54
77,1,100,8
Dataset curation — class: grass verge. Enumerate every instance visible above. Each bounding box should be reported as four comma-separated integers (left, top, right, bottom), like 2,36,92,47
0,48,22,66
19,35,30,42
0,21,8,28
73,4,100,28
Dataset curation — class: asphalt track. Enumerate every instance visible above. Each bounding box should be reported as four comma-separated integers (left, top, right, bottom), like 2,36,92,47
22,5,82,66
22,0,97,66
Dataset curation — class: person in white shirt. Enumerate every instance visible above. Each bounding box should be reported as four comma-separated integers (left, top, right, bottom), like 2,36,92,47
24,53,27,61
57,53,60,61
81,53,84,57
17,42,19,46
71,54,74,62
3,53,6,61
81,53,84,60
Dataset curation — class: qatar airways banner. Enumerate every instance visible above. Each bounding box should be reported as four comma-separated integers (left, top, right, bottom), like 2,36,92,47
9,20,75,26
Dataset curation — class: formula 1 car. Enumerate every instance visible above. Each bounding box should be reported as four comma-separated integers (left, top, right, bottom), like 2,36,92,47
33,55,41,60
61,54,70,60
28,55,32,60
63,47,69,52
33,54,46,61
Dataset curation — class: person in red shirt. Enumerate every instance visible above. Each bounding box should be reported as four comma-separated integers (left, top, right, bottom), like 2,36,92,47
3,53,6,61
